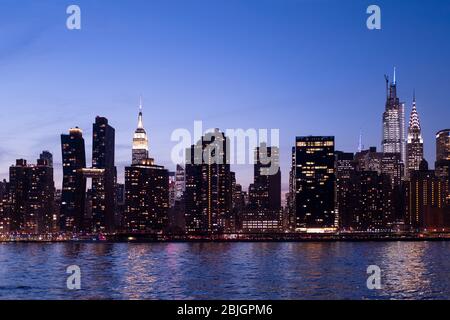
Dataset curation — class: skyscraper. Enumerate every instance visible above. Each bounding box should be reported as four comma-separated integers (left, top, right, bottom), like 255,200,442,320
175,164,185,201
334,151,355,229
344,171,393,231
124,158,169,233
406,93,424,179
9,155,54,234
248,143,281,210
435,129,450,204
435,129,450,178
185,129,232,234
91,116,116,233
0,179,10,234
382,69,406,165
132,97,149,165
292,136,335,230
406,160,447,230
60,128,86,233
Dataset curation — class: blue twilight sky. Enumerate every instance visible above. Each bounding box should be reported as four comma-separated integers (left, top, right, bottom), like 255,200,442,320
0,0,450,196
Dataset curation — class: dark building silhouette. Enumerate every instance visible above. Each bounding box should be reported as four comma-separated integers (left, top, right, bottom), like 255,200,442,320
435,129,450,204
39,151,53,168
406,160,447,230
60,128,86,232
185,129,232,234
8,155,54,234
91,116,116,233
0,179,10,233
124,158,169,233
249,144,281,210
334,151,355,229
354,147,404,223
292,136,335,230
344,171,394,231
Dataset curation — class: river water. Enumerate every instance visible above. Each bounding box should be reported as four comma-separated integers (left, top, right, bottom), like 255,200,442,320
0,241,449,299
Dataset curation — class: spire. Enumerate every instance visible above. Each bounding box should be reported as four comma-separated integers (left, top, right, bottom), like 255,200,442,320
137,96,144,129
358,130,363,153
409,92,420,130
393,67,396,85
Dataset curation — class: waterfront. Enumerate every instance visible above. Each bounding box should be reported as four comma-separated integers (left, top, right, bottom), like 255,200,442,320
0,242,449,300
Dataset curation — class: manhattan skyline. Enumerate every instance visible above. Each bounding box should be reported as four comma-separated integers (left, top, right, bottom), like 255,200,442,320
1,0,450,195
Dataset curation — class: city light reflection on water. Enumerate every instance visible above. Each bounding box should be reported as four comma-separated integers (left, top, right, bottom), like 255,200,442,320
0,242,449,300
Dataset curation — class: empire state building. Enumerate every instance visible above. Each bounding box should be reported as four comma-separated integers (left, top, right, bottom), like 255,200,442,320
382,68,406,165
132,97,149,164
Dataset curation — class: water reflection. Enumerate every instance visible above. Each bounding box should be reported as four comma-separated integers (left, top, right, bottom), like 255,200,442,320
0,242,449,300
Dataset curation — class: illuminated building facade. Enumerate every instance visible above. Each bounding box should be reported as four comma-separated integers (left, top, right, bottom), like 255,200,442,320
435,129,450,204
344,171,394,232
124,158,169,233
240,209,283,233
334,151,355,229
0,180,10,234
406,94,424,179
8,155,55,234
185,129,232,234
91,116,116,233
292,136,335,230
132,98,149,165
60,128,86,232
406,160,447,230
382,70,406,165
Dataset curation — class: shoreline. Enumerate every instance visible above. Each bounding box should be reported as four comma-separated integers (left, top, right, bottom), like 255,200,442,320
2,233,450,243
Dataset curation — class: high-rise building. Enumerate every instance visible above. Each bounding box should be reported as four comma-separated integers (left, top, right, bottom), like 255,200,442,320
9,159,30,232
91,116,116,233
354,147,404,223
9,155,54,234
292,136,335,230
406,160,447,230
0,179,10,234
248,143,281,210
175,164,185,200
334,151,355,229
60,128,86,232
355,147,403,188
185,129,232,234
435,129,450,204
382,69,406,165
343,171,394,231
132,98,149,165
436,129,450,177
124,158,169,233
406,94,424,179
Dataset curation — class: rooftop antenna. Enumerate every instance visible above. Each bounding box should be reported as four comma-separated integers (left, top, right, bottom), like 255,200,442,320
393,67,397,85
358,130,363,153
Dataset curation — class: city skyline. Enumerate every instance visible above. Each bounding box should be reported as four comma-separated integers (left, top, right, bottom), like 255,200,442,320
1,0,450,195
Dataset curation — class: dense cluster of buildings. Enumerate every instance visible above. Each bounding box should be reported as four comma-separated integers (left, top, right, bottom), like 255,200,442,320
0,72,449,237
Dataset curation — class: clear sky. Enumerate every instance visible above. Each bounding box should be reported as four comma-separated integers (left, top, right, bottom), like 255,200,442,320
1,0,450,197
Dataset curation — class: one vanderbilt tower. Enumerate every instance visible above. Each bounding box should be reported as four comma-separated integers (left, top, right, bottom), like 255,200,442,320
382,68,406,165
